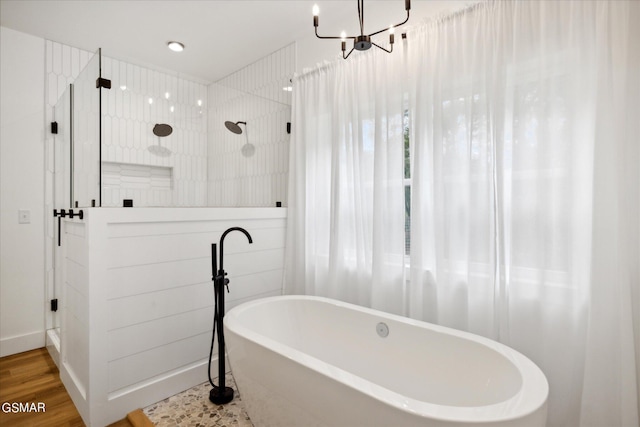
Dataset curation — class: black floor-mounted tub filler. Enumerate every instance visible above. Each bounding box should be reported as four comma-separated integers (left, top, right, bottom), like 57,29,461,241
207,227,253,404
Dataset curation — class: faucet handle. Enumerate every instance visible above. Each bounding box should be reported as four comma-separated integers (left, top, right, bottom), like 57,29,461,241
224,278,230,293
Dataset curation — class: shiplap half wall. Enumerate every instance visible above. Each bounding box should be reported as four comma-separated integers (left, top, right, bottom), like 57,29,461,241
60,208,286,426
208,43,294,207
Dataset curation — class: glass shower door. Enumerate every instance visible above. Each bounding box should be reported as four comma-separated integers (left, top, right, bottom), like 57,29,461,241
48,48,101,338
50,85,72,336
72,50,101,207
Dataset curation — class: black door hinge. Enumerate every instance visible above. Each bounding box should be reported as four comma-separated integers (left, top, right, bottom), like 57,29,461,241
51,121,58,134
50,299,58,312
96,77,111,89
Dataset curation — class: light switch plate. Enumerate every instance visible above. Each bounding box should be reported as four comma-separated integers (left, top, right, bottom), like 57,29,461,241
18,209,31,224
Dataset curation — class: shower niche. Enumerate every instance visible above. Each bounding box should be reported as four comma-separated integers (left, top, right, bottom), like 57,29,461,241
102,162,173,206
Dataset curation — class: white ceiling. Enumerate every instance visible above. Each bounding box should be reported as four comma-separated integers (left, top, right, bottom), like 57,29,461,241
0,0,473,83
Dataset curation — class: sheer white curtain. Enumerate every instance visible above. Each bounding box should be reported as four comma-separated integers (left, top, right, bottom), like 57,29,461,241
407,1,639,426
285,51,407,313
285,1,639,426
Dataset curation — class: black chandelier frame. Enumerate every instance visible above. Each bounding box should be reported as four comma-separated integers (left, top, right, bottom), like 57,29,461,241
313,0,411,59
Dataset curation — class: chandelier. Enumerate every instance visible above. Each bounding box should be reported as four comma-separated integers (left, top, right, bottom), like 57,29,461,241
313,0,411,59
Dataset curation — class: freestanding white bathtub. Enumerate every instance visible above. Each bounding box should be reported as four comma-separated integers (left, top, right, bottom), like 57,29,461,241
224,296,548,427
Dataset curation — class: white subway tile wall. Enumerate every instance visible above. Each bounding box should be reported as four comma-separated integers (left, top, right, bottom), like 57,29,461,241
46,42,293,209
207,43,294,207
45,42,209,209
45,41,91,237
101,57,208,207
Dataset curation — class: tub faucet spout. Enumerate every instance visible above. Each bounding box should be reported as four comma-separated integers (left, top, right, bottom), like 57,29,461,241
219,227,253,273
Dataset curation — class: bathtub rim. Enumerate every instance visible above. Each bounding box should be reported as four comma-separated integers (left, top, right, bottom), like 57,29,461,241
225,295,549,424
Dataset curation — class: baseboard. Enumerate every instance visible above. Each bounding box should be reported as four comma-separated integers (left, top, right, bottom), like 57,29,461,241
87,356,227,426
45,329,60,367
0,330,45,357
102,359,211,424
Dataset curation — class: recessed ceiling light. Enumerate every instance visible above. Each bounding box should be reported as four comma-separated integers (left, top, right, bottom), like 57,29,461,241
167,41,185,52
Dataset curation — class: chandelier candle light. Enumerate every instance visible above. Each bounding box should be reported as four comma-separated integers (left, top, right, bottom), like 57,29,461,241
313,0,410,59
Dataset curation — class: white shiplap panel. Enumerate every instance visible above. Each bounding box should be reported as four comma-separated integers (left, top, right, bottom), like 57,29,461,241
54,206,286,425
65,281,89,330
106,282,213,330
107,306,213,361
106,257,210,300
106,217,285,238
108,331,210,393
64,312,89,398
65,258,88,299
106,223,285,268
66,221,86,238
63,224,90,404
222,248,284,277
226,269,283,303
106,232,218,268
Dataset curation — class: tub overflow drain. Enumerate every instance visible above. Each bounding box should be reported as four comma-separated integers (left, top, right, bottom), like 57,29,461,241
376,322,389,338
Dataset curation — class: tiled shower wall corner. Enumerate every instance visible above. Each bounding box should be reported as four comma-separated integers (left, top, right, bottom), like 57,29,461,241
207,43,294,207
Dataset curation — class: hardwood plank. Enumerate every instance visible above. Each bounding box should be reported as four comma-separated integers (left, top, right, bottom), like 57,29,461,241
0,348,152,427
0,348,85,426
126,409,154,427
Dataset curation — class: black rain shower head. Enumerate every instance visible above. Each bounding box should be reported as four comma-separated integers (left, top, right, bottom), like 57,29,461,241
149,123,173,156
224,121,246,134
153,123,173,137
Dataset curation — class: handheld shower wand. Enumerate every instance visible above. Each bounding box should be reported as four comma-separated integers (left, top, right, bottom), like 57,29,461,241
208,227,253,405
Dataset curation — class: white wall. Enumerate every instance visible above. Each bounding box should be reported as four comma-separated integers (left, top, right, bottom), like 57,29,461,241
0,27,46,357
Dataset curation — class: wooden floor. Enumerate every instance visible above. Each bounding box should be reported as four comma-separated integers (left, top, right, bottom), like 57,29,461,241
0,347,135,427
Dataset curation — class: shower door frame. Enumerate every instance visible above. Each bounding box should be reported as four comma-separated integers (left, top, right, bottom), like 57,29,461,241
46,48,104,349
